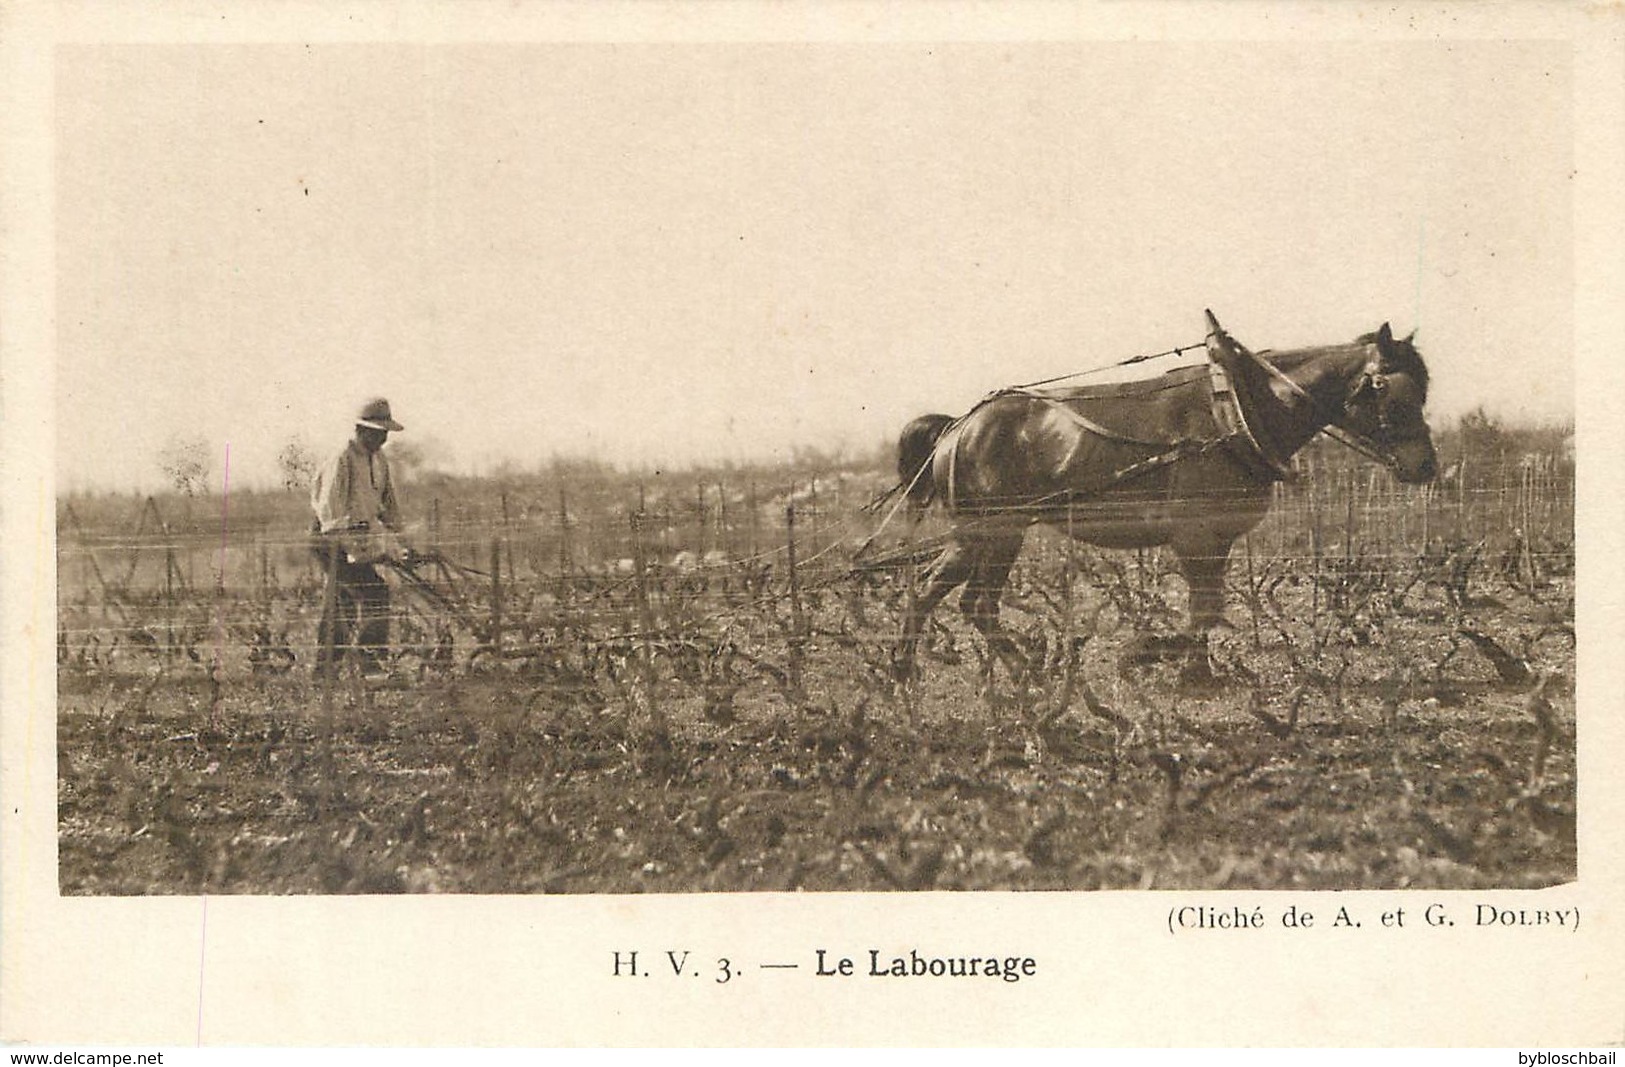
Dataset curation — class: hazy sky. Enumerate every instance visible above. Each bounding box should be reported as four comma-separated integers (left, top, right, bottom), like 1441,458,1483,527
55,41,1573,491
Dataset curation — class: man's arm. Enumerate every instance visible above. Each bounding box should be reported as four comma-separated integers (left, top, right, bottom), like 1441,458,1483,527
311,448,356,533
378,453,402,533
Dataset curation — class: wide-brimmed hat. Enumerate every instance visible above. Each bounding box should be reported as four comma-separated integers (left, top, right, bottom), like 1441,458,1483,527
355,397,404,432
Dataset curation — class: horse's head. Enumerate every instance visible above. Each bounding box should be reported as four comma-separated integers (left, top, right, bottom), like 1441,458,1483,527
1335,323,1438,483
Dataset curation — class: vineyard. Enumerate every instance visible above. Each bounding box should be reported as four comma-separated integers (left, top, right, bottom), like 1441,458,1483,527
56,422,1577,894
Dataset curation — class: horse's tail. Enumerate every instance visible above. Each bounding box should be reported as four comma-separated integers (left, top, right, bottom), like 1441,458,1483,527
897,413,955,509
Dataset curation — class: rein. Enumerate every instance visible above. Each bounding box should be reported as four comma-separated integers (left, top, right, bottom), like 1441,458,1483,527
1015,342,1213,391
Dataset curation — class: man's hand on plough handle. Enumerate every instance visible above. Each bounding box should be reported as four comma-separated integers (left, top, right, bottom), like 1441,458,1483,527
379,550,439,593
388,548,489,579
378,549,493,640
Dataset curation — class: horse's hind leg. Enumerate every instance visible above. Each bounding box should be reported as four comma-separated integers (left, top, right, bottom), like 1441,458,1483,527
896,539,978,681
960,531,1028,684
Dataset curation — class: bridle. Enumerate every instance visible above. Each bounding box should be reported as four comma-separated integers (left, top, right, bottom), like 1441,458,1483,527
1234,334,1424,474
1339,342,1437,461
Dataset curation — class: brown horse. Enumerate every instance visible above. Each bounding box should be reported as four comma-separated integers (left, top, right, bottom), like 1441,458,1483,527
894,314,1438,685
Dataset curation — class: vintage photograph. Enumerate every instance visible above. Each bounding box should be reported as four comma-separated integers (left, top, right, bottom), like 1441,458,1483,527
50,40,1578,897
10,0,1625,1050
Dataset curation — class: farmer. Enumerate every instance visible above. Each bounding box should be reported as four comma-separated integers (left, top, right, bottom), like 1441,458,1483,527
309,397,411,679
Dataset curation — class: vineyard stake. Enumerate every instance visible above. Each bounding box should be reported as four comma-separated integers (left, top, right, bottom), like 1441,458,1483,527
696,482,707,558
1345,466,1356,565
809,479,819,560
1522,464,1534,545
901,543,919,727
1365,469,1379,562
319,539,339,756
184,496,195,590
1244,532,1260,650
748,482,759,560
631,500,663,731
62,503,113,599
1420,482,1430,550
717,481,730,562
1309,474,1322,628
165,538,176,661
490,536,503,656
557,485,571,602
786,501,805,704
1061,503,1077,708
1457,456,1468,539
210,458,231,726
122,496,164,594
1271,483,1283,562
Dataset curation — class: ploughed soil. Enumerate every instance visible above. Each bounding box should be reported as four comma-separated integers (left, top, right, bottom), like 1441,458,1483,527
57,575,1576,894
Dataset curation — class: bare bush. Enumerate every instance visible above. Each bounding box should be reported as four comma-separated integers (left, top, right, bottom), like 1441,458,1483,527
276,437,318,491
155,436,213,496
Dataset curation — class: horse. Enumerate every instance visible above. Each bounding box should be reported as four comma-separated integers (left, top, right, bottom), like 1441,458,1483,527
893,314,1438,687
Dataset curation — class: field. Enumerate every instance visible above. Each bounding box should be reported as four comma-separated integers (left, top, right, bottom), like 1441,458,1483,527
56,427,1577,893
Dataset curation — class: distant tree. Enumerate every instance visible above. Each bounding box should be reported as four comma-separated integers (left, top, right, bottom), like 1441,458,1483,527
1437,406,1574,491
1456,406,1508,461
156,436,213,496
549,454,617,479
277,437,319,491
789,442,857,473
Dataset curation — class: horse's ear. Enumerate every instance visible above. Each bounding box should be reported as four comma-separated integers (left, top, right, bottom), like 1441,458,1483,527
1375,322,1396,356
1402,329,1417,345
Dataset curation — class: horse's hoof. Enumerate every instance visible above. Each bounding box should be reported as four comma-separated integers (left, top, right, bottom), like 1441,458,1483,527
1120,635,1157,667
1176,659,1223,692
1121,633,1200,672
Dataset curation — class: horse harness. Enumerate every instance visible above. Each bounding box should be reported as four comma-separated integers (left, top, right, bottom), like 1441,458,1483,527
934,339,1293,512
854,325,1412,569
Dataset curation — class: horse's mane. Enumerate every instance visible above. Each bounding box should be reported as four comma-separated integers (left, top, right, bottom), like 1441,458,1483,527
1355,330,1430,396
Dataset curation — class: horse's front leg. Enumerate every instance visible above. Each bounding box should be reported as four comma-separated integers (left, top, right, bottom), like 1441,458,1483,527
1178,550,1231,635
1171,544,1234,688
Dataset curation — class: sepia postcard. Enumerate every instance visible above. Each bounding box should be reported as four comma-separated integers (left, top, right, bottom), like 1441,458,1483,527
4,0,1623,1049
